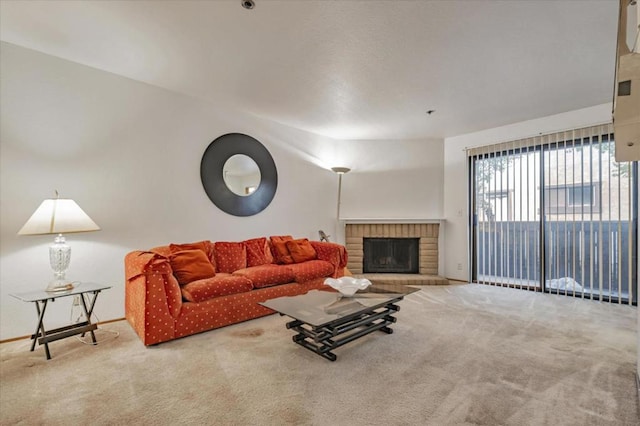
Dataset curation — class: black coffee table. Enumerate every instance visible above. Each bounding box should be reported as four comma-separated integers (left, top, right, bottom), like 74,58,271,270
260,283,419,361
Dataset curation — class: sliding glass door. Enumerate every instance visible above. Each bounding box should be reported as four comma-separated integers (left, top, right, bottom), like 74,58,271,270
472,145,542,290
470,125,637,304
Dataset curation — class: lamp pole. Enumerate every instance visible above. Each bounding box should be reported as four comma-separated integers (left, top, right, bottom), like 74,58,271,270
337,172,343,219
331,167,351,221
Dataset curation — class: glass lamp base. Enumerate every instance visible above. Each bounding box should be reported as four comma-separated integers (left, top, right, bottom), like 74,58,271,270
46,280,74,292
48,234,73,292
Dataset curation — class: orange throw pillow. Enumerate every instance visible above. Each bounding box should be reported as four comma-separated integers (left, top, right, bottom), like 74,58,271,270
243,237,274,267
169,249,216,286
270,235,293,264
272,240,295,265
286,238,318,263
214,241,247,273
169,240,215,269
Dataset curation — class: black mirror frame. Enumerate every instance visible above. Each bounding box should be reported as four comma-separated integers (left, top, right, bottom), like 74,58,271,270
200,133,278,217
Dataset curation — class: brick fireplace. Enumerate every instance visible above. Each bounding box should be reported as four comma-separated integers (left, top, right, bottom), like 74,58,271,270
344,222,440,275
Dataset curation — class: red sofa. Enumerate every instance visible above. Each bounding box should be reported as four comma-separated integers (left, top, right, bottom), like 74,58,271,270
124,236,347,345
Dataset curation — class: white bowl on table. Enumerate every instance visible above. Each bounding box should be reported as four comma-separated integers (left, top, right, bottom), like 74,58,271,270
323,277,372,297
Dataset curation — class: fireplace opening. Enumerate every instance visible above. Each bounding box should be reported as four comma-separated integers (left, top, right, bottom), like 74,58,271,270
363,238,419,274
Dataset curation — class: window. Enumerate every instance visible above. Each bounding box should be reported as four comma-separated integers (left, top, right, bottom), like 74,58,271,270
544,183,600,214
485,189,513,221
567,185,593,207
469,124,637,304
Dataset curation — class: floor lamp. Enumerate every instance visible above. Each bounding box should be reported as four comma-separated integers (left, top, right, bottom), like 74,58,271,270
331,167,350,244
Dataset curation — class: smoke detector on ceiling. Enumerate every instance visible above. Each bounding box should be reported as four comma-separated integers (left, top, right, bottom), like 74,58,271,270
241,0,255,10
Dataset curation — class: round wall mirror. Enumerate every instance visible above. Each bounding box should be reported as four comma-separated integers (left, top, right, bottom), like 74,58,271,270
201,133,277,216
223,154,261,196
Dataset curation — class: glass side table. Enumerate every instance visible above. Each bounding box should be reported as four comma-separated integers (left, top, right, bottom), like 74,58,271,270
10,282,111,360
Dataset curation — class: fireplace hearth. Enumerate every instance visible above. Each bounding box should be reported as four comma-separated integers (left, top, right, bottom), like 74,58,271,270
363,238,419,273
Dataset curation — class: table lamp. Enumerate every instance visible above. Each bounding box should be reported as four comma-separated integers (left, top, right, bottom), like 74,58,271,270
18,193,100,292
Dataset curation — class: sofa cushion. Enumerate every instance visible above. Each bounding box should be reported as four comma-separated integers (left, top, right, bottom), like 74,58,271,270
286,238,317,263
243,237,274,267
181,273,253,303
169,250,216,285
233,264,296,289
214,241,247,273
270,236,295,264
286,259,335,283
164,273,183,319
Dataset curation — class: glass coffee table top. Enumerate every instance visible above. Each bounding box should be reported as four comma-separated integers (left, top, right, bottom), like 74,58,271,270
260,283,419,327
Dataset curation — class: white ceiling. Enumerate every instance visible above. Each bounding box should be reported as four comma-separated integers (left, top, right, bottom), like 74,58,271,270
0,0,619,140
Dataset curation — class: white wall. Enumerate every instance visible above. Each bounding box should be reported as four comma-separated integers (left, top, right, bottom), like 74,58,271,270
443,103,613,281
338,138,444,220
0,43,345,340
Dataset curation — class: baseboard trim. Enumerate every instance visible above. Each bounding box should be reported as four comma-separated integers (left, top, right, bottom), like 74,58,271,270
0,317,126,344
446,278,470,284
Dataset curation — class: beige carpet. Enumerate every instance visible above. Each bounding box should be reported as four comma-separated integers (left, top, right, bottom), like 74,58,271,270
1,284,638,425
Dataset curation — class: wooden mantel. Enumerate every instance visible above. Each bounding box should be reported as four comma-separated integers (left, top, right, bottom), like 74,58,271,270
341,218,445,225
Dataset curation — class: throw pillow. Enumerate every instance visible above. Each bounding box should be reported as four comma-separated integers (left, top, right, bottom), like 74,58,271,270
286,238,318,263
169,249,216,286
271,240,295,265
214,241,247,273
169,240,215,269
243,237,273,267
269,235,293,263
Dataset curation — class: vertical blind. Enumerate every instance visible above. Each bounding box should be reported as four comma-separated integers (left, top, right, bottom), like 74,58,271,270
468,124,637,304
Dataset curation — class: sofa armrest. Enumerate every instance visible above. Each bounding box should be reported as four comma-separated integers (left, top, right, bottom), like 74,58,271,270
125,251,181,345
309,241,348,278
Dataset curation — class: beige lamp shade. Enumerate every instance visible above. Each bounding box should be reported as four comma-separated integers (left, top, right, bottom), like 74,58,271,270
331,167,351,175
18,199,100,236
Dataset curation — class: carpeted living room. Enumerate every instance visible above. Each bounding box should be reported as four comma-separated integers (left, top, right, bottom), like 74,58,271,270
1,1,638,425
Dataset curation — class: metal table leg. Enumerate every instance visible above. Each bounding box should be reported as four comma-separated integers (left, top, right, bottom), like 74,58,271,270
31,300,51,359
79,291,100,344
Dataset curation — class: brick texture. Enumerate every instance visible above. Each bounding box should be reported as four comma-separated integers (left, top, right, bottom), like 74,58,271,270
345,223,439,275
